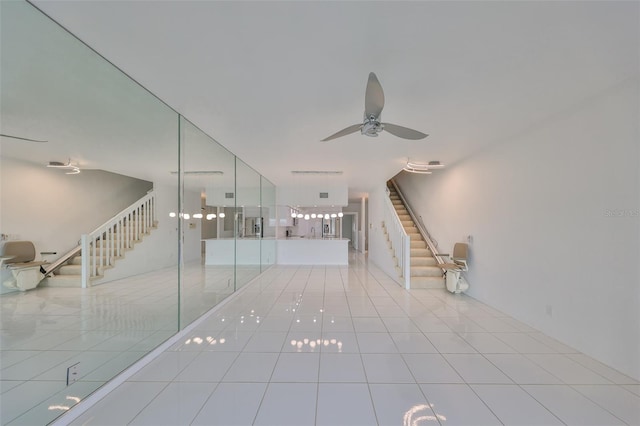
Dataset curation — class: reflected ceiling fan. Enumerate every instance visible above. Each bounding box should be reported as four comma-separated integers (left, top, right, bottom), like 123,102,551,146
321,72,428,142
0,133,48,143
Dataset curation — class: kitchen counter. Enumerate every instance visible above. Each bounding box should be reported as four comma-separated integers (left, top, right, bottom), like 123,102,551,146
276,238,348,265
204,238,347,266
204,238,275,265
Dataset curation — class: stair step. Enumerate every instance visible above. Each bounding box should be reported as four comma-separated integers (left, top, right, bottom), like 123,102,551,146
411,248,431,257
410,240,426,248
90,243,138,254
70,255,121,266
57,261,115,275
411,266,443,277
410,276,445,289
411,257,437,266
40,275,82,288
56,264,82,275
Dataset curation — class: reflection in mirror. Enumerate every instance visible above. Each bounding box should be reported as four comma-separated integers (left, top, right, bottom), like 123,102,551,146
179,117,237,326
261,177,277,270
1,1,277,423
234,158,262,289
1,1,180,423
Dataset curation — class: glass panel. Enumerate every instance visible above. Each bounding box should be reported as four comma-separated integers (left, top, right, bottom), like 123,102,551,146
178,117,236,327
261,176,277,270
0,1,179,423
0,1,279,423
234,158,262,289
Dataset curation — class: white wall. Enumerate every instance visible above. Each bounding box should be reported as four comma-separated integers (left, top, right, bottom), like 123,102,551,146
344,200,367,253
395,78,640,380
368,185,403,283
277,184,348,207
0,157,152,258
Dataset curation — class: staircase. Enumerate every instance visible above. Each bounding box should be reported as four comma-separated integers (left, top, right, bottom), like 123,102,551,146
387,184,444,289
41,192,157,288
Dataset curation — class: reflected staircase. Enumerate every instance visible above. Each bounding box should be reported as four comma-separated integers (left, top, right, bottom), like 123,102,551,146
41,192,157,288
387,184,444,289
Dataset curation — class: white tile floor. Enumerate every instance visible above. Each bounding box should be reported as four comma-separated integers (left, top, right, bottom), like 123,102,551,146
11,254,640,425
0,264,261,425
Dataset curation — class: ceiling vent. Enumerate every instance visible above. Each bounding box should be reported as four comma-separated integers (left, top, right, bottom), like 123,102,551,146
291,170,343,175
319,192,329,199
170,171,224,175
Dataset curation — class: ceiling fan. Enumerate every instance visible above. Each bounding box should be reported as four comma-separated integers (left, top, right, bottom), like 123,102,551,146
321,72,428,142
0,134,48,143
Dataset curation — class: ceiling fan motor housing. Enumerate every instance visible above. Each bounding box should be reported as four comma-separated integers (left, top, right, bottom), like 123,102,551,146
361,116,382,137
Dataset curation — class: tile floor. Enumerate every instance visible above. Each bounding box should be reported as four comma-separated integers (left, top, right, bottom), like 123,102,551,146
1,263,261,425
51,254,639,426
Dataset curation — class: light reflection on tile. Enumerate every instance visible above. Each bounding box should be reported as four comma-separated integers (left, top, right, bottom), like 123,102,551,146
6,260,639,426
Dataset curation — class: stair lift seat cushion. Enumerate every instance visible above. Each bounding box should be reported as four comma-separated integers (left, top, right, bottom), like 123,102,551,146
1,240,40,266
1,241,47,291
440,242,469,271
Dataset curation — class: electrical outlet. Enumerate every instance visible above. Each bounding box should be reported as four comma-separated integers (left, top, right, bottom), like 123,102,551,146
545,305,553,317
66,362,80,385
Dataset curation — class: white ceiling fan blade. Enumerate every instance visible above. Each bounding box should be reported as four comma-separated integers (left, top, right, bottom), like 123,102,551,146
0,133,48,143
364,72,384,118
321,123,362,142
382,123,428,140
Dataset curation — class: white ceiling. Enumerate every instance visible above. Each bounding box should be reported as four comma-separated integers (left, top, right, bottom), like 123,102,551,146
6,1,639,201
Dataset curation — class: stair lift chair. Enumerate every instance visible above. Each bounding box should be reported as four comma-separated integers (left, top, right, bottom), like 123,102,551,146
0,241,47,291
439,242,470,294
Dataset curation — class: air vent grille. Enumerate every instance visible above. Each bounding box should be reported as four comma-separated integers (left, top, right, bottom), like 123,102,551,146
291,171,343,175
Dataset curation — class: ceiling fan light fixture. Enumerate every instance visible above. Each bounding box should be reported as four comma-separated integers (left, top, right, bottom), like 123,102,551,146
321,72,428,142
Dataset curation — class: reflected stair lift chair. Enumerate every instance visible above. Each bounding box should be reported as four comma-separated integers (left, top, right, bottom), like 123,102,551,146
439,242,470,294
0,241,47,291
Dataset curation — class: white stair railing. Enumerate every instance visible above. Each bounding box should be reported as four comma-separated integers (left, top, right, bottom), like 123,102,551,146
81,191,156,288
384,186,411,289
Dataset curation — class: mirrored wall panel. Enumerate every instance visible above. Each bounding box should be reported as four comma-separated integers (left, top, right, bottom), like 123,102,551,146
0,1,180,424
0,2,277,424
261,176,277,270
234,158,262,289
178,117,237,326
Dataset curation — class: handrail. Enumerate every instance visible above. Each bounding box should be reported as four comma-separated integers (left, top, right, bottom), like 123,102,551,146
81,191,156,288
389,179,444,267
384,186,411,289
42,245,81,275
